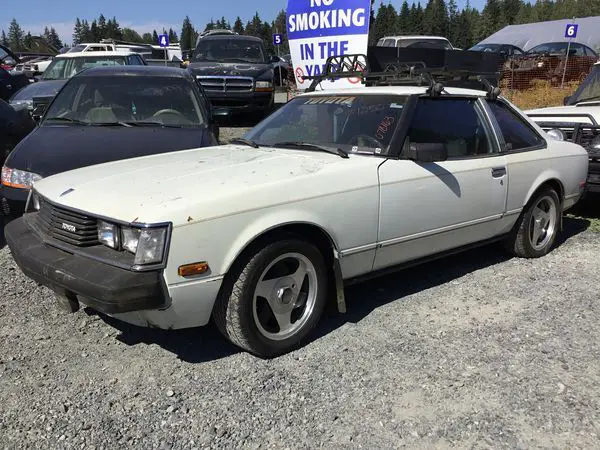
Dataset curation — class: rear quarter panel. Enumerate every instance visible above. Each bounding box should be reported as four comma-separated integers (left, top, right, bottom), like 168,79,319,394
505,141,588,213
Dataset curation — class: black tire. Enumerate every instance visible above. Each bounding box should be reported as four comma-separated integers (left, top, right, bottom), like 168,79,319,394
213,238,328,357
505,188,561,258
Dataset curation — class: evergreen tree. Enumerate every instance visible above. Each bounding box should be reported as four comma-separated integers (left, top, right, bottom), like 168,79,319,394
142,32,153,44
49,27,63,49
98,14,107,39
245,12,263,37
168,28,178,43
90,20,100,42
398,1,411,34
152,30,159,44
73,18,82,45
448,0,459,46
479,0,502,40
8,18,25,51
233,17,244,34
374,4,398,42
180,16,196,50
423,0,449,36
122,28,143,42
1,30,8,47
503,0,523,24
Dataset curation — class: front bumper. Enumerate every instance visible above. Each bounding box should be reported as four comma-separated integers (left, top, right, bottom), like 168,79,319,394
1,185,28,217
206,91,274,113
5,215,168,314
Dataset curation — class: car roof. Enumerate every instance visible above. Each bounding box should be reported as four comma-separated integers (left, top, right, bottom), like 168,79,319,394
529,41,593,48
380,36,450,41
75,65,191,78
55,51,141,59
298,85,486,98
199,34,263,42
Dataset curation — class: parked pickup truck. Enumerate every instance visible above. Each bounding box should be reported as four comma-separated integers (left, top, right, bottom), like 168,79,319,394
187,34,278,117
526,61,600,192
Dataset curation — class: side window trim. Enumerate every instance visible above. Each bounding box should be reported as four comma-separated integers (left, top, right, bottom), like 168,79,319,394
485,98,547,153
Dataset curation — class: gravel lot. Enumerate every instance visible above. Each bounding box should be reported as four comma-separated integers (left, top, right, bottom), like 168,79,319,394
1,137,600,448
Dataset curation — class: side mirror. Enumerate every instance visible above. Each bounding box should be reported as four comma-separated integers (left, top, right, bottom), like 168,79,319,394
211,107,229,118
270,55,280,64
563,95,571,106
31,104,47,123
407,142,448,163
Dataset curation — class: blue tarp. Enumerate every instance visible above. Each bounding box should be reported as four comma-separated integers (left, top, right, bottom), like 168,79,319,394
477,16,600,51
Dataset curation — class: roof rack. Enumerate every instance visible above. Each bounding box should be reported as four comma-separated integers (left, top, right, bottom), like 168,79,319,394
304,48,503,100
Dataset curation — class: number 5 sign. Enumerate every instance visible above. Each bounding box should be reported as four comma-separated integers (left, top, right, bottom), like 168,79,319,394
565,24,578,39
273,34,283,46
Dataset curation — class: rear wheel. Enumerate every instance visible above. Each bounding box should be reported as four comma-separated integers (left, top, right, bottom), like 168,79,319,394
505,188,560,258
213,238,328,357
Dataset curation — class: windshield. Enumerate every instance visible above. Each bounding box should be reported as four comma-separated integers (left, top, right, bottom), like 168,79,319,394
470,44,500,51
244,94,408,155
400,39,452,50
43,76,207,128
526,42,589,55
568,65,600,104
193,38,266,63
42,56,128,80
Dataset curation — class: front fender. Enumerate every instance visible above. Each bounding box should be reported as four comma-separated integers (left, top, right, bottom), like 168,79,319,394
221,208,341,276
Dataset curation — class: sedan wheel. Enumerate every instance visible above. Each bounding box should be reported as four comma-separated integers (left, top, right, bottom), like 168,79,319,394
214,238,328,357
505,187,560,258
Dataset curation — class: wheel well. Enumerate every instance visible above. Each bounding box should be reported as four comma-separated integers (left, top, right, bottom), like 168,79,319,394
533,179,564,206
232,223,337,271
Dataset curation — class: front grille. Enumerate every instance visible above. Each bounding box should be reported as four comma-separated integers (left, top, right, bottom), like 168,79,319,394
37,198,99,247
197,76,254,93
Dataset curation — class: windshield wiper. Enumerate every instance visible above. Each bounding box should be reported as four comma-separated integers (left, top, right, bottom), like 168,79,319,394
119,121,187,128
273,141,349,159
90,121,134,127
230,138,260,148
44,117,89,126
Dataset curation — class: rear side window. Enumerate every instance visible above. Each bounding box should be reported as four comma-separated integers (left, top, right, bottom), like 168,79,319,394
487,101,544,151
404,98,494,158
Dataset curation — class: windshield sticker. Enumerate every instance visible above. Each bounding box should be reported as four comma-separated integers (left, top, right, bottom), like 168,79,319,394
375,147,382,154
375,116,395,140
303,96,355,106
390,103,404,109
351,146,359,153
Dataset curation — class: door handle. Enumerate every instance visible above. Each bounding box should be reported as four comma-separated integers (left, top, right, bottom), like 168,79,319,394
492,167,506,178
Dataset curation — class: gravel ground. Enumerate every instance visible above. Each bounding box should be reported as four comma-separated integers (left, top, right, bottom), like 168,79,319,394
1,160,600,448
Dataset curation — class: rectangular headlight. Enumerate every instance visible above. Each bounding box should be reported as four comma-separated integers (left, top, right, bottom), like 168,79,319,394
255,81,273,91
134,227,167,266
122,227,141,254
98,220,119,249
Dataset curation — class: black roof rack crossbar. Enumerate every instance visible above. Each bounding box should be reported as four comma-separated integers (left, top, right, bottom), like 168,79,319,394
303,52,502,99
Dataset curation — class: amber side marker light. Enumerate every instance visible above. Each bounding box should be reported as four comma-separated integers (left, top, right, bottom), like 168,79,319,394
178,262,209,278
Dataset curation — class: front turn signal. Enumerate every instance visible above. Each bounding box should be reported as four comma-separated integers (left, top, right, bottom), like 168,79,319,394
178,262,210,278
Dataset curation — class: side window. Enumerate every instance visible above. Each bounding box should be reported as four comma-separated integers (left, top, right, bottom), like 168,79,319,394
404,98,494,158
127,55,143,65
487,100,544,151
571,44,585,56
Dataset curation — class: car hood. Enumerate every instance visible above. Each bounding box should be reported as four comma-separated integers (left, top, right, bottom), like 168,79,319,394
33,145,381,226
525,105,600,125
188,62,272,78
9,79,66,102
6,126,215,178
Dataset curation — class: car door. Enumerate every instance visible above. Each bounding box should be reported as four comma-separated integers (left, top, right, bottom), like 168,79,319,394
373,96,508,271
484,98,554,218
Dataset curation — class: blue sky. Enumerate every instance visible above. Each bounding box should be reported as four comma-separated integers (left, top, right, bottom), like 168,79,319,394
3,0,487,45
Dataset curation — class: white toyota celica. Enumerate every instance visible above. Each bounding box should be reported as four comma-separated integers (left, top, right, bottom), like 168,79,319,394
6,85,589,357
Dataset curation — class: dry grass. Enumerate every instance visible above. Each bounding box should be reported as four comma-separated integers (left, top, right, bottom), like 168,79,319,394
503,80,580,110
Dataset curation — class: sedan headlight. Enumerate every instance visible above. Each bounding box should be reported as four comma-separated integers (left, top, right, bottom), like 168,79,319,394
97,221,168,267
255,81,273,92
546,128,565,141
10,99,33,111
98,220,119,249
1,167,43,189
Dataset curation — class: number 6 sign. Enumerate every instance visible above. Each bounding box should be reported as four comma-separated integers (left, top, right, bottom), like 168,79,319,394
565,24,578,39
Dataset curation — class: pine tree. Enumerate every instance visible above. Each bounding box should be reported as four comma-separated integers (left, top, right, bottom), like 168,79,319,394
503,0,523,24
142,33,153,44
373,4,398,42
98,14,107,39
73,18,82,45
152,30,159,44
8,18,25,51
398,1,411,34
122,28,143,42
479,0,502,39
181,16,196,50
80,20,92,42
245,12,263,37
423,0,448,36
1,30,8,47
233,17,244,34
168,28,178,43
448,0,459,46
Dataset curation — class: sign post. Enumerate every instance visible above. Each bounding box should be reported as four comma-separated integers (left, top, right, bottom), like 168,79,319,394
158,33,169,67
273,32,283,87
562,22,578,88
286,0,372,90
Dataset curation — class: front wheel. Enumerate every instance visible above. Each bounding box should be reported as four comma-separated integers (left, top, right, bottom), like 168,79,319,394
505,188,560,258
213,238,328,357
